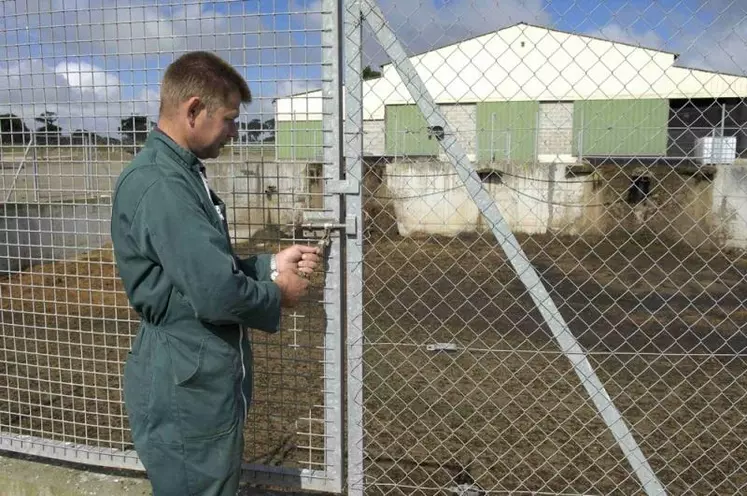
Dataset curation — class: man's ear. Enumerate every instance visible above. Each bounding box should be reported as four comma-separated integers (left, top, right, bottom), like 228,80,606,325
186,97,204,126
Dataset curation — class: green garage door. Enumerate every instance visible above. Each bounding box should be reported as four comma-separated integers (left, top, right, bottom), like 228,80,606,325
385,105,440,156
476,101,539,162
276,120,323,160
572,99,668,156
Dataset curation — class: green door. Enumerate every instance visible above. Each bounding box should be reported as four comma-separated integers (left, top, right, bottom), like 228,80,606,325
476,101,539,162
572,99,668,156
385,105,440,156
276,120,323,160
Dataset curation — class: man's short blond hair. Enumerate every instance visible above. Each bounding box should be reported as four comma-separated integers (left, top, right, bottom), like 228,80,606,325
159,51,251,117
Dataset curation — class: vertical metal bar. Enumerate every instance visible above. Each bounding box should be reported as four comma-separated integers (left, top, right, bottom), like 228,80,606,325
344,0,365,494
321,0,344,492
359,1,666,494
32,138,39,202
490,112,495,162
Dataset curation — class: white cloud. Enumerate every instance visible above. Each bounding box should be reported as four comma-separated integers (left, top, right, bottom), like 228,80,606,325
585,2,747,77
587,24,668,53
55,61,121,102
362,0,550,68
0,58,158,137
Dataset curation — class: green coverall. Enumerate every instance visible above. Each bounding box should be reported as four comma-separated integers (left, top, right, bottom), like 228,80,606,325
110,128,282,495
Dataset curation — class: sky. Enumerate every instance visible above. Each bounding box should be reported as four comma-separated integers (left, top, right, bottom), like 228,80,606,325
1,0,746,138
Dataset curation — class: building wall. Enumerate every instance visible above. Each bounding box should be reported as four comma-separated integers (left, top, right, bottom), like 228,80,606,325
385,105,439,156
376,24,679,110
364,120,386,156
538,102,574,157
437,104,477,160
572,99,669,156
476,101,539,162
275,120,323,161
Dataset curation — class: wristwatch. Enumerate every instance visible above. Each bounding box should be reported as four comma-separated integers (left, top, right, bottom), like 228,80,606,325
270,255,279,281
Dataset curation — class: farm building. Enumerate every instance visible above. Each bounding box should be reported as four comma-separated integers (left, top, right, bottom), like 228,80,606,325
274,22,747,164
271,22,747,247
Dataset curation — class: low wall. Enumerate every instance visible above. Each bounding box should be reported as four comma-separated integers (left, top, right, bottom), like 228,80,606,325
381,158,747,249
206,160,316,240
383,159,591,237
0,159,319,273
0,201,112,274
712,164,747,249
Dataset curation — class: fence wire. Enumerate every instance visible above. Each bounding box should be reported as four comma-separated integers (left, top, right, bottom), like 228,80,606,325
346,0,747,495
2,0,747,495
0,0,343,492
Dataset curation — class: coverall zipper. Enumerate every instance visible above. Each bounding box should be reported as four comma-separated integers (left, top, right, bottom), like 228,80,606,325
199,167,249,418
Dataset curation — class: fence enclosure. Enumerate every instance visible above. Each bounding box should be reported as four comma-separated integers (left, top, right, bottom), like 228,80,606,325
2,1,747,495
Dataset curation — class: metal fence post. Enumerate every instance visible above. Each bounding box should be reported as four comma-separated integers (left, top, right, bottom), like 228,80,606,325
321,0,345,491
343,0,365,494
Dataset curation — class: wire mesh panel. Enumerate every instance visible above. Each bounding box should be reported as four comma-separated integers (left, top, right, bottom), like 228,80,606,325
0,0,343,491
340,0,747,494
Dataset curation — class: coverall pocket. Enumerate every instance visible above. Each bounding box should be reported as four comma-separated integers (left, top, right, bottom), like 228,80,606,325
184,419,243,496
122,352,151,438
168,336,240,440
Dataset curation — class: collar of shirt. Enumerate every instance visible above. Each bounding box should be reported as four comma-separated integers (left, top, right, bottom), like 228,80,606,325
146,126,203,174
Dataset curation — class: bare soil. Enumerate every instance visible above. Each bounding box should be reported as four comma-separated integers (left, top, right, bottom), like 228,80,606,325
0,228,746,495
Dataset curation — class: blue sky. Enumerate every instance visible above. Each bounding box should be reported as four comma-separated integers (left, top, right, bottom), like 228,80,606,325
1,0,745,137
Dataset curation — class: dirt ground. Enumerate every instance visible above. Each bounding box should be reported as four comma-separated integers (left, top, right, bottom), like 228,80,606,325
1,227,746,495
359,228,747,495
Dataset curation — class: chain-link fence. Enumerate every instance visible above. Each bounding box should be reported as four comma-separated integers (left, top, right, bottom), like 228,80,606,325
2,0,747,495
343,0,747,494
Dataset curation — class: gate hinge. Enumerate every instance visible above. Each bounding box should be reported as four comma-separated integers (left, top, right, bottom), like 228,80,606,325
300,212,357,233
326,179,359,195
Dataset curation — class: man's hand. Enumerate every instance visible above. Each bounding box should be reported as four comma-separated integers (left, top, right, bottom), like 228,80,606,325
275,245,322,277
273,270,310,308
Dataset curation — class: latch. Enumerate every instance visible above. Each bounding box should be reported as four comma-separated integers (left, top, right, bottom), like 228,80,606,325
300,211,357,233
300,211,357,248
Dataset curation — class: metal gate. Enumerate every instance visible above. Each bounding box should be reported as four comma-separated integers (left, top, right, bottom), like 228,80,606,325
0,0,346,493
2,1,747,495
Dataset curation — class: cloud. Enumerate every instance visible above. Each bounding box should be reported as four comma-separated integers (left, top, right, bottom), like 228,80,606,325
0,58,158,137
586,24,668,53
362,0,550,68
584,2,747,76
0,0,325,135
55,61,121,102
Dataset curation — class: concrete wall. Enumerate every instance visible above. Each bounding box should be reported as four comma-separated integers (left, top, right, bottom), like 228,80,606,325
364,120,386,156
712,164,747,249
0,157,320,273
198,160,318,241
383,159,589,237
381,158,747,249
0,201,112,273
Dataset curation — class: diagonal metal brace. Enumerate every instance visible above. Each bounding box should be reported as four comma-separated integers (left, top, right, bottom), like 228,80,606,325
359,0,666,494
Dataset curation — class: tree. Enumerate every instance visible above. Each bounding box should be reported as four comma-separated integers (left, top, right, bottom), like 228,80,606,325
242,118,263,143
0,113,32,145
262,118,275,142
119,115,151,146
240,118,276,143
35,110,62,145
362,65,381,80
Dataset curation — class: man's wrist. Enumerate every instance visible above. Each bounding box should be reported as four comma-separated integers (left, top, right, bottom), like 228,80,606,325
270,254,279,281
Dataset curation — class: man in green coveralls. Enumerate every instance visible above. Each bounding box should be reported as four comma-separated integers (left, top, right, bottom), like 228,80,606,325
110,51,321,495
